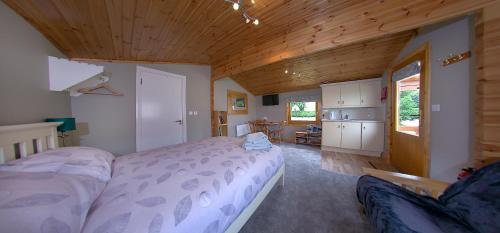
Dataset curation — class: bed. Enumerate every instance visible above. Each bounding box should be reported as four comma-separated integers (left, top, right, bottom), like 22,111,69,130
0,122,285,233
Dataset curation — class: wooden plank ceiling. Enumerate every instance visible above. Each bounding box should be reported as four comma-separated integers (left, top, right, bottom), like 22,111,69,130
3,0,495,76
232,31,414,95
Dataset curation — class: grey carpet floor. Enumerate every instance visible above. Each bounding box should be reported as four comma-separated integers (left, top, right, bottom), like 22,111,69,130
239,143,372,233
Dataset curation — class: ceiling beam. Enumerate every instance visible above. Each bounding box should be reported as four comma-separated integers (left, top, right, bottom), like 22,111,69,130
212,0,497,80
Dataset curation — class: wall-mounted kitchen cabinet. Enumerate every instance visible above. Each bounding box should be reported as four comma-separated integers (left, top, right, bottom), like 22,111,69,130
321,78,381,108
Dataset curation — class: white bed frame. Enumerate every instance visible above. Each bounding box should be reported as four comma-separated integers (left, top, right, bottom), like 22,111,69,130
0,122,61,164
225,165,285,233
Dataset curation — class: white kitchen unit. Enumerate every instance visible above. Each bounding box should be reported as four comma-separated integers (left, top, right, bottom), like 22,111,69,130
322,121,342,147
322,85,341,108
322,120,384,156
360,81,381,107
361,122,385,152
340,122,361,149
340,83,361,106
321,78,381,108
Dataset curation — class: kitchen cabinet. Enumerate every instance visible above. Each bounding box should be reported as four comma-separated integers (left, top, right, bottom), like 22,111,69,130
322,120,385,155
360,81,381,107
340,83,361,106
341,122,362,149
322,85,341,108
361,122,384,151
322,121,342,147
321,78,381,108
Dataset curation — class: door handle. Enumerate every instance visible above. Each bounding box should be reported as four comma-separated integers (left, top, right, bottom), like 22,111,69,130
337,125,340,128
175,120,183,125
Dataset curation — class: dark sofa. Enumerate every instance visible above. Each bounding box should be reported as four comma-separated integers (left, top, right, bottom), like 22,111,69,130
357,162,500,233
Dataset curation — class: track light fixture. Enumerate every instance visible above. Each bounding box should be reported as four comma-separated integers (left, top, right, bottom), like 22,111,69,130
225,0,259,26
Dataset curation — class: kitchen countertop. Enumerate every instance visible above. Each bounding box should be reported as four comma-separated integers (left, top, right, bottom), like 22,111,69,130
321,119,385,123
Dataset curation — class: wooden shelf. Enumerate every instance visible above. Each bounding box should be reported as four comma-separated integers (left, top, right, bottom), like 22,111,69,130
295,131,321,146
213,111,228,136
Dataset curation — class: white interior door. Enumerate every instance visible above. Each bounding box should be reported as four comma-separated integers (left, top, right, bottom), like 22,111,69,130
341,122,361,149
136,66,186,152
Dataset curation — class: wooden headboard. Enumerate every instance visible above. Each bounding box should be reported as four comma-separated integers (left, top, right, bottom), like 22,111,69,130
0,122,62,164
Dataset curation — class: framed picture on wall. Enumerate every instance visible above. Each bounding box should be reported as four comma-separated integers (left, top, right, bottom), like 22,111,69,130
227,90,248,115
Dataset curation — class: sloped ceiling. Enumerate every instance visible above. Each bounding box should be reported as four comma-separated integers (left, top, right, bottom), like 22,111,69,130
231,31,414,95
3,0,494,80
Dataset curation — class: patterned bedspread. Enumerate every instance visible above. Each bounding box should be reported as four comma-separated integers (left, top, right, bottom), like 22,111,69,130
0,147,113,233
82,137,284,233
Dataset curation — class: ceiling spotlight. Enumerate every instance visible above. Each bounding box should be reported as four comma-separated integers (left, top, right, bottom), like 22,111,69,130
293,72,296,75
285,69,289,74
251,0,255,4
246,18,250,23
253,19,259,25
233,2,239,10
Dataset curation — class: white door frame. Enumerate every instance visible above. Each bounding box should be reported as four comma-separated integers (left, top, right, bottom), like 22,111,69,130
136,66,187,152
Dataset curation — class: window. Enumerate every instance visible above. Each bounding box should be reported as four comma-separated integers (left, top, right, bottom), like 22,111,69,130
395,69,421,136
287,101,319,125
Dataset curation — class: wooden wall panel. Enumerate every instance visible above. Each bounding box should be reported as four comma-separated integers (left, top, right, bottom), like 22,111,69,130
231,31,414,95
475,3,500,166
212,0,497,79
3,0,496,75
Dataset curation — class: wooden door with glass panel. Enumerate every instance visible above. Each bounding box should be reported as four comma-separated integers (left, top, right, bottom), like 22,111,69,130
390,45,429,177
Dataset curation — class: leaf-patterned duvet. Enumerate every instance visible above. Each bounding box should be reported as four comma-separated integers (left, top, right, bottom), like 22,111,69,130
0,147,114,233
82,137,284,233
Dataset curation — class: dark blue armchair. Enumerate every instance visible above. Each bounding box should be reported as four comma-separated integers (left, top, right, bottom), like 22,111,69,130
357,162,500,233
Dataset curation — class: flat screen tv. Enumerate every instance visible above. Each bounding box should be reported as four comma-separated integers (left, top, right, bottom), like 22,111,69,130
262,94,279,106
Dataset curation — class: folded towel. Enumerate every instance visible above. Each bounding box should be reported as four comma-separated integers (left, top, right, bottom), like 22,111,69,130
243,132,272,151
245,137,269,145
243,142,272,151
246,132,268,143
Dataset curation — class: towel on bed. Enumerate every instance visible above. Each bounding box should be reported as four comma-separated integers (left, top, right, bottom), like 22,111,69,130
243,132,272,151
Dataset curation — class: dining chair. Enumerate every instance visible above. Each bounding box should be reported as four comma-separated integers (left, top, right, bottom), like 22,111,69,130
269,121,286,143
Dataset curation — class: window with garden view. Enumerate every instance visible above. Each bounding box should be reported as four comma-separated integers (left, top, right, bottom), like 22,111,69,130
288,101,318,124
396,74,420,136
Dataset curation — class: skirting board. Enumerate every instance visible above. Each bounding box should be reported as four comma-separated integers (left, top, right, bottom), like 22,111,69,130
321,146,382,157
224,165,285,233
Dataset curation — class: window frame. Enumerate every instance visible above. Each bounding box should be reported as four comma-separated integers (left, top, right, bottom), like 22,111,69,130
395,74,421,136
286,101,320,126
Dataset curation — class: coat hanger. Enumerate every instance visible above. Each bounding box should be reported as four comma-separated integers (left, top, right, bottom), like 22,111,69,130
77,81,124,96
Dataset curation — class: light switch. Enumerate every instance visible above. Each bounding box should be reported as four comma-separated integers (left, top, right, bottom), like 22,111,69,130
188,111,193,116
432,104,440,112
194,111,198,116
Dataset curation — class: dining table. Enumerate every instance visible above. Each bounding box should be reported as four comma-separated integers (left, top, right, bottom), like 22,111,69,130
251,121,282,138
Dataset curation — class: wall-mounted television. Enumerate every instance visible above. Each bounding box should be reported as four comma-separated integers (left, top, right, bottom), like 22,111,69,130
262,94,279,106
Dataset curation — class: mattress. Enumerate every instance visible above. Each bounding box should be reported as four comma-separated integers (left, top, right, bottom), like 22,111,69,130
82,136,284,233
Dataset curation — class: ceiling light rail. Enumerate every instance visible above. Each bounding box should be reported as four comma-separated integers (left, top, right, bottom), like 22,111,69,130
224,0,259,26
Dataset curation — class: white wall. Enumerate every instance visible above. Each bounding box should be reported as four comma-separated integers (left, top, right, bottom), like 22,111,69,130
383,17,474,182
214,78,257,137
71,63,211,155
0,2,71,125
256,88,322,140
